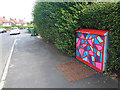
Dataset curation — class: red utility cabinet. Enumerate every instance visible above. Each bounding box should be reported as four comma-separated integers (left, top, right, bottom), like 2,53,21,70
76,29,108,73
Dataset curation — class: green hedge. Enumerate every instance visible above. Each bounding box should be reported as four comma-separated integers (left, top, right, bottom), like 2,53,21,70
33,2,120,75
0,25,25,30
0,26,11,30
18,26,24,29
54,2,89,55
80,2,120,74
12,24,25,29
33,2,61,43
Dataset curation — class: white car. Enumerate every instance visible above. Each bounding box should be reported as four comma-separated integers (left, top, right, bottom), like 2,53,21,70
0,28,6,33
0,28,4,33
10,27,20,35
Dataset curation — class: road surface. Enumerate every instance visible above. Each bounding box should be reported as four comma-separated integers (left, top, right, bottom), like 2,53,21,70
0,31,17,80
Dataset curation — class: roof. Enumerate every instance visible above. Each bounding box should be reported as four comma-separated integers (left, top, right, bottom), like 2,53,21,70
9,18,19,24
0,17,9,23
0,20,2,24
76,29,108,36
19,20,26,24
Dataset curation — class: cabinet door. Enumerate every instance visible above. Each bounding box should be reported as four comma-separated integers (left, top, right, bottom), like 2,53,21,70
76,32,105,73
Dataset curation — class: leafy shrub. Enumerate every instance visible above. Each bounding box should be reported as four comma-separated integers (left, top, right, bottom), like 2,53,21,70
17,26,24,29
33,2,120,74
33,2,88,50
11,24,17,27
33,2,61,43
27,24,34,32
54,2,88,55
1,26,11,30
79,2,120,74
12,24,25,29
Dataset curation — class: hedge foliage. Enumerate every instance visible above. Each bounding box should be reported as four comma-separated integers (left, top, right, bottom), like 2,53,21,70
0,26,11,30
80,2,120,74
33,2,120,74
0,24,26,30
33,2,58,43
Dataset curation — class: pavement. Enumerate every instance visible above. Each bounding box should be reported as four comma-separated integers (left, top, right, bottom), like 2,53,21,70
1,29,119,88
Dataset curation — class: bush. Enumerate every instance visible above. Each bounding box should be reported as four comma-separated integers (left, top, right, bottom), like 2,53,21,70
33,2,120,75
18,26,24,29
33,2,61,43
27,24,34,32
0,24,26,30
54,2,88,55
12,24,25,29
79,2,120,74
1,26,11,30
33,2,88,48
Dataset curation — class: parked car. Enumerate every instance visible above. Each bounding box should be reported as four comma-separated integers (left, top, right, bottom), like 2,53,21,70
10,27,20,35
0,28,3,33
0,28,6,33
2,28,7,32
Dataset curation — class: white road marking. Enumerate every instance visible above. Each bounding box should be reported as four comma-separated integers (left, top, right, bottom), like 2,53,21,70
0,37,17,90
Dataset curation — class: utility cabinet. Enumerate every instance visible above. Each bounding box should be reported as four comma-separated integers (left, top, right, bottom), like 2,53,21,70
76,29,108,73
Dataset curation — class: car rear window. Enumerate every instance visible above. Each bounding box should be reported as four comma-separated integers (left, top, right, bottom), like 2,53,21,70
11,27,18,30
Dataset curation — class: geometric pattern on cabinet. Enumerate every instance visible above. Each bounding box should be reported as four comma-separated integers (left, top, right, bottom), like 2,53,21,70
76,29,108,73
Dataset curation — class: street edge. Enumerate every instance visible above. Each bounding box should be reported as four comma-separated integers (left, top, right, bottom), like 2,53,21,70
0,37,17,90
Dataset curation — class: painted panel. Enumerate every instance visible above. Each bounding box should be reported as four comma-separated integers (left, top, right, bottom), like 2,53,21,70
76,29,108,73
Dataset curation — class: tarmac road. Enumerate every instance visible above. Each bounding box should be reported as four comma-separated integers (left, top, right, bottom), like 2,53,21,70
0,31,17,80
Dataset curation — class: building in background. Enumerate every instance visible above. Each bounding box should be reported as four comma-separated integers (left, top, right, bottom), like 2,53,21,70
19,19,27,26
0,16,11,27
9,18,21,26
0,16,28,27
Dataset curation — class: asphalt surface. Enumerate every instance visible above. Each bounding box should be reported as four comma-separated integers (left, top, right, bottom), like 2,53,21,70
0,31,17,80
2,29,119,88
